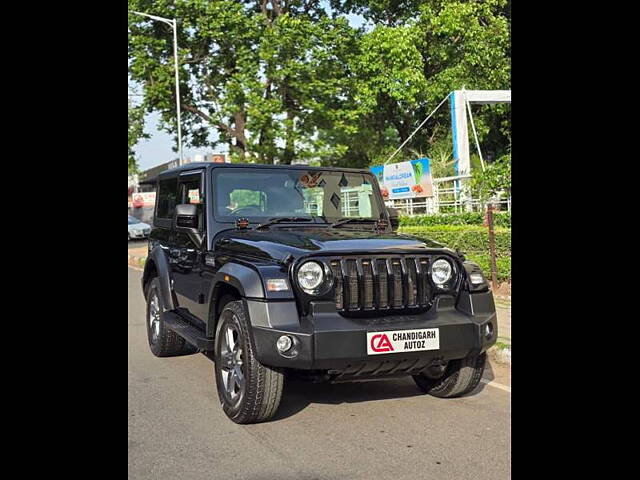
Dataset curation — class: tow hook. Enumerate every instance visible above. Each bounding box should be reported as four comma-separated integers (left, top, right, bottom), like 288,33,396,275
423,358,448,379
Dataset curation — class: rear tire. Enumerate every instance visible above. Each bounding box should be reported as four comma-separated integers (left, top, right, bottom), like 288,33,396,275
145,277,197,357
413,353,486,398
214,300,284,424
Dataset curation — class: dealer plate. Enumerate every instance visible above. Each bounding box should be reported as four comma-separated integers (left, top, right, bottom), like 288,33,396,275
367,328,439,355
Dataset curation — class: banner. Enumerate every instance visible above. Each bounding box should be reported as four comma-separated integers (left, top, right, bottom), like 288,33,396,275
132,192,156,208
370,158,434,200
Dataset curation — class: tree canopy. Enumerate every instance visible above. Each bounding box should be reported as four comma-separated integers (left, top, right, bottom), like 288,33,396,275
128,0,510,169
128,98,148,173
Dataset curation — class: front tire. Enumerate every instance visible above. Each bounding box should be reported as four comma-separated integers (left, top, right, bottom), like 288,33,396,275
214,300,283,424
145,277,197,357
413,353,486,398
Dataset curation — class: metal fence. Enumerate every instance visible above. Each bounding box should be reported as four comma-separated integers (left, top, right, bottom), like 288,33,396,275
384,175,511,215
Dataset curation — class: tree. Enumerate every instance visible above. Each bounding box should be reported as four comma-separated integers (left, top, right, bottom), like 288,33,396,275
128,0,359,164
470,151,511,202
327,0,511,168
128,0,510,169
128,98,148,173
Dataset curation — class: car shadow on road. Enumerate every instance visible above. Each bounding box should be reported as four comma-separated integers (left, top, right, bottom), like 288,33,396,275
273,368,491,421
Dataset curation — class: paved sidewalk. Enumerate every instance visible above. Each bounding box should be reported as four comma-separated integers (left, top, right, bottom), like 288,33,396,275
495,305,511,341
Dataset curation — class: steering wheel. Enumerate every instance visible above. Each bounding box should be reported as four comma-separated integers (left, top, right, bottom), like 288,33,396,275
230,205,262,216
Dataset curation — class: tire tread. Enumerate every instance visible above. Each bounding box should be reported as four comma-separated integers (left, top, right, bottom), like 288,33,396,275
215,300,284,424
413,353,486,398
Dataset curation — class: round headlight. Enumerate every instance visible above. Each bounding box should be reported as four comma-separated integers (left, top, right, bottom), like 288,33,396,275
431,258,453,285
297,261,324,292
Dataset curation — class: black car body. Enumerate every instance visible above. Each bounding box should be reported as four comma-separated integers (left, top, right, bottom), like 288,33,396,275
141,163,497,423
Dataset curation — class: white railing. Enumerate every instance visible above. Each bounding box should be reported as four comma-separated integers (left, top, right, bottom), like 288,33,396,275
384,175,511,215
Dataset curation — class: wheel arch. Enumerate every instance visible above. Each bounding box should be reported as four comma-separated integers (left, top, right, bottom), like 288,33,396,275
205,262,265,338
142,246,176,311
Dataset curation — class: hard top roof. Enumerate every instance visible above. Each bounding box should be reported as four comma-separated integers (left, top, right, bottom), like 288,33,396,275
153,162,373,181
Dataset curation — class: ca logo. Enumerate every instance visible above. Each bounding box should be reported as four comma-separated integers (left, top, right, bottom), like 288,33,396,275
370,333,394,353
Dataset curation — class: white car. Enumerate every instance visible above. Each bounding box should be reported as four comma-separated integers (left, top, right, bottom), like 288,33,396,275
128,216,151,240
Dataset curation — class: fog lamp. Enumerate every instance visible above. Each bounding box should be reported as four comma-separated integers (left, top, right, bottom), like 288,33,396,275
484,323,494,340
276,335,293,353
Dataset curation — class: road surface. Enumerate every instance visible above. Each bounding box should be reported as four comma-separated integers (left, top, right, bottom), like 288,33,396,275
128,266,510,480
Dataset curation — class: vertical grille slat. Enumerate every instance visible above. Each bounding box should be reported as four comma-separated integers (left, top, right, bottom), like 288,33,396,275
375,259,388,309
361,260,374,309
330,260,343,310
418,257,431,305
406,257,418,307
330,255,434,313
390,258,403,309
340,259,350,310
346,259,359,310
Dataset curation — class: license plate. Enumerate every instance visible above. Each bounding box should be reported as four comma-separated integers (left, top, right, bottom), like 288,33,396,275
367,328,439,355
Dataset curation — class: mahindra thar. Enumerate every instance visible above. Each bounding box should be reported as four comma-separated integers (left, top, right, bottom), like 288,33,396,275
141,163,497,424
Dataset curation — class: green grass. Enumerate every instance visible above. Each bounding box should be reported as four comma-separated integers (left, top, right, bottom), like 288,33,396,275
492,341,511,350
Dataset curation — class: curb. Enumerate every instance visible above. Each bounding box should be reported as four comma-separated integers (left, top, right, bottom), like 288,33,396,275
488,344,511,366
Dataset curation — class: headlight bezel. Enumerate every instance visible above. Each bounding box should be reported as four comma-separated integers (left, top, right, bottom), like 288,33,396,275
429,257,457,289
295,260,333,295
461,261,490,292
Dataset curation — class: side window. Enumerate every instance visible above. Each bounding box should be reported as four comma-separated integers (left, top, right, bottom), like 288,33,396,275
156,178,178,219
179,174,204,230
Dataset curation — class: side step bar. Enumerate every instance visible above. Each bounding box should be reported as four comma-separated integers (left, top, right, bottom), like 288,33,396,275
162,311,215,351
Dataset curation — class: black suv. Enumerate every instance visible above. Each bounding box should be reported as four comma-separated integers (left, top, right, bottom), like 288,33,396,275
142,163,497,423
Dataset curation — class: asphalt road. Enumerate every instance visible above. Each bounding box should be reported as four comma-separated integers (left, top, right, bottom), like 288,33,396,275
128,239,149,248
128,266,510,480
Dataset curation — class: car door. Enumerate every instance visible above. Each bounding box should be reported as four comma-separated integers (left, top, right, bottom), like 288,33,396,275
171,169,207,320
149,175,178,269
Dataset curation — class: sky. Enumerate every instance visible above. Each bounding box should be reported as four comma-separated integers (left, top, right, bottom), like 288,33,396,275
132,7,367,172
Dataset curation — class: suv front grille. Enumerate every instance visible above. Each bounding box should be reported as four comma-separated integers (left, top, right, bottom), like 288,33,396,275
328,256,433,313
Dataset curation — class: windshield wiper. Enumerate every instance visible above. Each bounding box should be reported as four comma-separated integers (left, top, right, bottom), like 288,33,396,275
330,217,378,228
255,216,316,230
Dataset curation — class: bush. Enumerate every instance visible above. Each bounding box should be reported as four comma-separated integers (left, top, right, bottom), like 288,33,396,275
399,211,511,228
398,225,511,281
398,226,511,255
464,253,511,283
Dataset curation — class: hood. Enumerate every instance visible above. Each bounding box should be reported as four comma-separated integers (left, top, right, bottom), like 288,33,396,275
214,226,450,263
128,222,150,231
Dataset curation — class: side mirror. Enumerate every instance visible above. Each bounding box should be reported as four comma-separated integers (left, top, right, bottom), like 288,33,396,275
386,207,400,231
175,203,198,230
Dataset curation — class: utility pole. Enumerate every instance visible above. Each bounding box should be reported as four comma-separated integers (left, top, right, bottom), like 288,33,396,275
486,204,499,290
129,11,183,165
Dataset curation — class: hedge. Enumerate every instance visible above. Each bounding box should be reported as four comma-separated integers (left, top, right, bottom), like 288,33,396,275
398,225,512,282
399,211,511,228
398,226,511,255
464,254,511,283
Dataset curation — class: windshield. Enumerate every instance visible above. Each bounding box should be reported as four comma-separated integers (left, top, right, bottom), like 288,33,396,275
128,216,141,225
213,168,383,222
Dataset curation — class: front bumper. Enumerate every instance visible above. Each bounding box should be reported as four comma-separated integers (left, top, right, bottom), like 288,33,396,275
247,290,497,376
129,230,150,239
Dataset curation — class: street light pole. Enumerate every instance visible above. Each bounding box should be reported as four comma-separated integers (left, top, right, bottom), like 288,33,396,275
129,11,183,166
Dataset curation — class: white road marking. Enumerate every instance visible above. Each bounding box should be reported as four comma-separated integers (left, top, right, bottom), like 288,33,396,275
128,265,144,272
481,378,511,392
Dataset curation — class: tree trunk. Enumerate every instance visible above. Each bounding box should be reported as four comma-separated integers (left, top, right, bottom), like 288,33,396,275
233,111,247,161
282,110,295,165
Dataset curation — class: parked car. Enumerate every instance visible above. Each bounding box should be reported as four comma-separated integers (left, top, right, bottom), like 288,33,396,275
141,163,497,424
128,215,151,240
